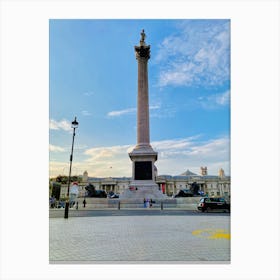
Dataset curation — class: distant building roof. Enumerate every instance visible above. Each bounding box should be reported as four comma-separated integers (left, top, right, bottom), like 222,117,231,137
157,175,173,180
173,175,193,180
179,169,197,176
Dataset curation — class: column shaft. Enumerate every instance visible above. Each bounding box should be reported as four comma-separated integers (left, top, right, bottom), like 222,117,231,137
137,57,150,146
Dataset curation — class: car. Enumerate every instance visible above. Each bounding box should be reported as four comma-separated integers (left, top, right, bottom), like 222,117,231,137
174,189,194,197
107,191,119,199
197,190,205,196
197,197,230,212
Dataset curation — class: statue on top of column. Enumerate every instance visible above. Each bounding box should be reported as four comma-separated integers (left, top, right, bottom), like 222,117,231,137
140,29,146,46
135,29,150,59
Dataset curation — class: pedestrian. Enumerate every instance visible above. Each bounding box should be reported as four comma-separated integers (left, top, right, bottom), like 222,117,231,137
76,201,78,210
143,198,146,208
145,198,149,208
50,197,55,208
83,198,86,208
149,199,152,208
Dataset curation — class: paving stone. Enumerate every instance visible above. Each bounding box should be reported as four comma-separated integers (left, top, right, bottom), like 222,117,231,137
49,215,230,263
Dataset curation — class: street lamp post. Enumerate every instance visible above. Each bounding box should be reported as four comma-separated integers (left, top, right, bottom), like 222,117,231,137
64,117,79,219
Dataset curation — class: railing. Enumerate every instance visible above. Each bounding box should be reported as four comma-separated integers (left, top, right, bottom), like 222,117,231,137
50,200,199,210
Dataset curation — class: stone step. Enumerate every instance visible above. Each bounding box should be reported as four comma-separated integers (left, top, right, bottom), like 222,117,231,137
72,197,200,210
120,186,168,200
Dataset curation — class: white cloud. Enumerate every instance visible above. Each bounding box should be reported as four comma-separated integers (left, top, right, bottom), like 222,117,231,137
107,108,136,117
81,110,92,116
156,20,230,88
72,144,134,177
198,90,230,109
49,119,72,132
152,136,200,151
215,90,230,105
49,144,65,152
107,105,161,118
83,91,95,96
49,136,230,178
154,136,230,176
84,144,132,161
149,105,160,110
49,161,69,177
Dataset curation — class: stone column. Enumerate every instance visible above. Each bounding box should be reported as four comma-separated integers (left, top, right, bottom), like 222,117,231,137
122,30,165,200
134,30,151,149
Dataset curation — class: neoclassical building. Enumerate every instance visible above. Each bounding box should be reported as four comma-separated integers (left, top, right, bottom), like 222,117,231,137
60,167,230,199
156,168,230,198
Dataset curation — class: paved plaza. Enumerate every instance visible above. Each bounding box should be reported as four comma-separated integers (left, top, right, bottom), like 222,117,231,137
49,212,230,263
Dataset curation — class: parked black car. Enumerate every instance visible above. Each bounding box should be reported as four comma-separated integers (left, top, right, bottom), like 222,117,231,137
197,197,230,212
174,189,194,197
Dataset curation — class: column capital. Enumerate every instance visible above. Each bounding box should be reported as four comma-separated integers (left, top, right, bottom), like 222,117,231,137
135,45,150,60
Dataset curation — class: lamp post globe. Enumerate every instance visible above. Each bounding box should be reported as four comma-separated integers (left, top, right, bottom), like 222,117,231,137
64,117,79,219
71,117,79,129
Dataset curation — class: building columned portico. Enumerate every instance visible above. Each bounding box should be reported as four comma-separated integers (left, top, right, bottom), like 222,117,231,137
156,174,230,198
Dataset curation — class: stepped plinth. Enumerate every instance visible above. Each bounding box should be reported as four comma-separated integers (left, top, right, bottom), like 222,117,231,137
119,183,167,200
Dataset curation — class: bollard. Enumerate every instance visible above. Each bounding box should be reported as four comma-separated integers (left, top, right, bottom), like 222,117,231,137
161,201,163,210
118,201,120,210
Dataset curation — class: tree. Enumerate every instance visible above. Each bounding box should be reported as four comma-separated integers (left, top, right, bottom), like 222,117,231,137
55,175,81,184
56,175,68,184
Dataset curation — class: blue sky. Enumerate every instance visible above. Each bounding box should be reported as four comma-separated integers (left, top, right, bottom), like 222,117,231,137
49,19,230,178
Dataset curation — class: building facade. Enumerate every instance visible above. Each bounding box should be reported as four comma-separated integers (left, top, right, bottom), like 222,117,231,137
56,168,230,199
